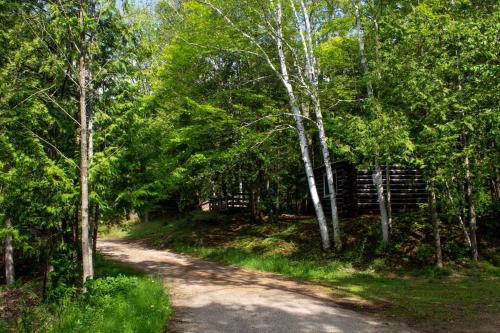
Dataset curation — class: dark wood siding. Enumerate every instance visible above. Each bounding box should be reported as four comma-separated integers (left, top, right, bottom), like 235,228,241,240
315,162,427,216
314,161,357,217
356,168,427,214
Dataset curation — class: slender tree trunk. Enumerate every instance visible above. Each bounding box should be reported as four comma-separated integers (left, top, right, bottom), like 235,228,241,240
296,0,341,249
429,190,443,268
200,0,330,249
4,218,14,286
385,164,392,230
314,99,341,249
275,2,330,250
354,1,373,97
373,159,389,243
79,0,93,283
465,154,479,262
354,1,390,242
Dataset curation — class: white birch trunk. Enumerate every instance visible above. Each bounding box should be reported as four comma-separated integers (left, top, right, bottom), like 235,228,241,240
313,99,341,249
385,164,392,229
354,1,390,242
275,2,330,250
79,0,93,283
295,0,341,249
200,0,331,249
373,159,389,243
4,218,14,286
465,154,478,262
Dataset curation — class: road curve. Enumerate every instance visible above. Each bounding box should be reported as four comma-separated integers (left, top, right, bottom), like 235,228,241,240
97,239,416,333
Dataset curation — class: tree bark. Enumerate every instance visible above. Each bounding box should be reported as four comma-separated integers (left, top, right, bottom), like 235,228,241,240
4,218,14,286
465,154,478,262
354,1,373,96
79,0,93,283
296,0,341,249
385,164,392,230
275,2,330,250
354,1,390,242
429,190,443,268
199,0,330,249
373,159,389,243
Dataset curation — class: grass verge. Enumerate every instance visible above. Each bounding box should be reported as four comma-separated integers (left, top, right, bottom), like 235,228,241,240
17,255,171,333
104,214,500,332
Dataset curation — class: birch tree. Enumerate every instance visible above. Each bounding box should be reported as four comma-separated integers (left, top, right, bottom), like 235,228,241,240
195,0,333,249
352,0,389,243
289,0,341,249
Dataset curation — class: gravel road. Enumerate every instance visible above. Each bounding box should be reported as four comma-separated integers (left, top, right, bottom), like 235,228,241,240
97,239,416,333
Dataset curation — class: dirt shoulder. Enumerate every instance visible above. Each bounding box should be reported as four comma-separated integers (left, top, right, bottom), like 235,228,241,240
97,239,417,333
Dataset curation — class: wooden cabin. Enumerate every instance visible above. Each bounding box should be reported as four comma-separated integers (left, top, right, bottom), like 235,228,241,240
207,193,250,213
315,161,427,216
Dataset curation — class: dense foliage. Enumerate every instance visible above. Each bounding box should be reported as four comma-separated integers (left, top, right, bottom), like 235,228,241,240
0,0,498,318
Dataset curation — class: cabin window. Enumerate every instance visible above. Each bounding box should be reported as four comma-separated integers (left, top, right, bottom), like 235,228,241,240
323,172,337,197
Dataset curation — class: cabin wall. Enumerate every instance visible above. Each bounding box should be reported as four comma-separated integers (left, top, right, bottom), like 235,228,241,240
356,168,427,214
315,163,427,216
314,161,358,217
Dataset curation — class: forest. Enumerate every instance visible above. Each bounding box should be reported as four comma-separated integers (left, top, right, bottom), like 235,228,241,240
0,0,499,332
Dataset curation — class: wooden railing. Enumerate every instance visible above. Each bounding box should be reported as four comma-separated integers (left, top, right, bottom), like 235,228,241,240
208,193,250,212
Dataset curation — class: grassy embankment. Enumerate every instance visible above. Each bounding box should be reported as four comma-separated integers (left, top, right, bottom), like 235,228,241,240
6,255,171,333
103,212,500,332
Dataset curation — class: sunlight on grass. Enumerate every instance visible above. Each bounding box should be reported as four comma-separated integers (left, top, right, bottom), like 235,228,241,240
20,256,171,333
113,215,500,326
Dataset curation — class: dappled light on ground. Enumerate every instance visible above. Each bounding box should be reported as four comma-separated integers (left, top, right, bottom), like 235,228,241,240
98,239,415,333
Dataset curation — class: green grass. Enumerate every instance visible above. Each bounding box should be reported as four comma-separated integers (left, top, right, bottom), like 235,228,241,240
19,256,171,333
105,215,500,330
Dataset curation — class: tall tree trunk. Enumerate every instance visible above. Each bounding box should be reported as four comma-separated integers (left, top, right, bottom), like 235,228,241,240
314,98,341,249
429,190,443,268
79,0,93,283
295,0,341,249
373,159,389,243
385,164,392,230
354,1,389,242
354,1,373,97
200,0,330,249
464,154,479,262
275,2,330,250
4,218,14,286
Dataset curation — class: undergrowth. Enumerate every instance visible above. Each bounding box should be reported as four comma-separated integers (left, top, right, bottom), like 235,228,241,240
15,256,171,333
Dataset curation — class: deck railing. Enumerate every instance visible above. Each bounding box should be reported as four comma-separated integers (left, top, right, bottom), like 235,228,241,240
208,193,250,212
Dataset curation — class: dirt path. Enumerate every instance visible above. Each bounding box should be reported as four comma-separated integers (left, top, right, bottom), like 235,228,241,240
97,239,416,333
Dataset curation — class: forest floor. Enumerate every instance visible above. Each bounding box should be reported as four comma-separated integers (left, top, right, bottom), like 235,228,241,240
101,213,500,333
97,238,415,333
